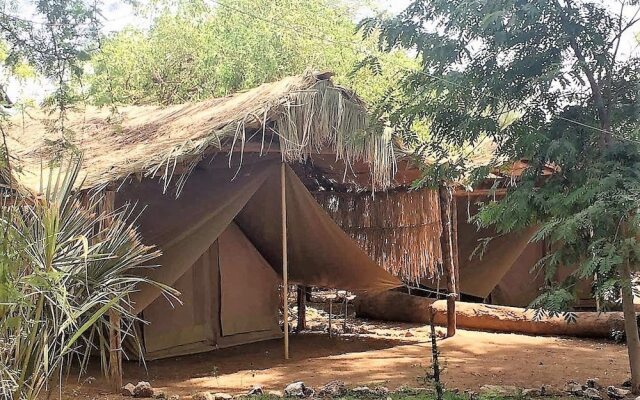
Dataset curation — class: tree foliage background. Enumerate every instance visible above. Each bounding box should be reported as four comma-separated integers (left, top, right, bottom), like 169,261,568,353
89,0,415,106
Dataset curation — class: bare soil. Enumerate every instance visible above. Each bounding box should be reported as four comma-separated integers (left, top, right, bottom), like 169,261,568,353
60,305,629,399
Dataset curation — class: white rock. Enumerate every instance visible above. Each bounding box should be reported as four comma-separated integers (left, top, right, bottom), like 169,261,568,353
122,383,136,397
247,385,264,396
192,392,214,400
607,386,630,399
284,382,314,398
134,382,155,398
317,381,346,397
584,387,603,400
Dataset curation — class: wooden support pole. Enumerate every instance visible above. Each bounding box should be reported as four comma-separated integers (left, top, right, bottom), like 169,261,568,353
281,162,289,360
101,190,123,391
296,285,306,332
439,184,458,338
343,294,348,333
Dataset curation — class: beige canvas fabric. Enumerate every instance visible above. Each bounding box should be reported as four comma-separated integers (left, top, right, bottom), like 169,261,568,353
235,164,402,292
142,242,219,357
115,157,400,358
489,241,546,306
421,197,538,299
119,163,273,313
219,223,280,336
456,221,538,298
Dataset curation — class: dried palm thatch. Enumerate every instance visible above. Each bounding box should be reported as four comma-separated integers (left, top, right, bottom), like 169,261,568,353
4,71,394,194
314,188,442,282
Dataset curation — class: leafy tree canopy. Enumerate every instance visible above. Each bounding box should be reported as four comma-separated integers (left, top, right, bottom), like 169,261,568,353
89,0,416,106
365,0,640,310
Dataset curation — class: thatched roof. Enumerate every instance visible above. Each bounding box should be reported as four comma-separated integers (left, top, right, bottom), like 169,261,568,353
5,71,394,194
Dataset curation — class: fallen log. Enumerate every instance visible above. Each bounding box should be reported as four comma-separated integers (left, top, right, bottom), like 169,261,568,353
355,291,626,338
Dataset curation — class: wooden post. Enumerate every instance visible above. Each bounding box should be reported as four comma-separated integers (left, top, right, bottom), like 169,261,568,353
343,293,348,333
439,184,457,338
281,162,289,360
101,190,123,390
296,285,306,332
328,293,335,337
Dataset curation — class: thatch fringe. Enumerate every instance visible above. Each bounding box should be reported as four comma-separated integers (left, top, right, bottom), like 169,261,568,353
6,72,395,194
315,189,442,283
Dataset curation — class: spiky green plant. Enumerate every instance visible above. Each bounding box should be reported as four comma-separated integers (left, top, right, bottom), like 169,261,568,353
0,158,172,399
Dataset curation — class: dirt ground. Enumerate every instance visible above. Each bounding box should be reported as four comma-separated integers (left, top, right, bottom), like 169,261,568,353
61,304,630,399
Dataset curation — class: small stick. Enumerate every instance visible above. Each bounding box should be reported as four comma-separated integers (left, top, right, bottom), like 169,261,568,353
327,292,336,337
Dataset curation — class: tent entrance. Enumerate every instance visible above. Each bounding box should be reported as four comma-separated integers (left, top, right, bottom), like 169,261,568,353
141,222,281,360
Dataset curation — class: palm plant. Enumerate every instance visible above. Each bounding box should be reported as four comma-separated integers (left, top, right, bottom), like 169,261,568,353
0,158,172,399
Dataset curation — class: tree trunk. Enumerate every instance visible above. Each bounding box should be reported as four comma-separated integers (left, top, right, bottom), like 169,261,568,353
621,257,640,394
296,285,306,332
439,185,457,337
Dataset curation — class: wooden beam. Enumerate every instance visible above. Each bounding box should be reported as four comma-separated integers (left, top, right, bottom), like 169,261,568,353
101,190,123,391
296,286,306,332
439,185,457,338
453,188,508,197
281,162,289,360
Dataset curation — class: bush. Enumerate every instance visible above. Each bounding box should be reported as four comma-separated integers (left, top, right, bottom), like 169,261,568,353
0,159,172,399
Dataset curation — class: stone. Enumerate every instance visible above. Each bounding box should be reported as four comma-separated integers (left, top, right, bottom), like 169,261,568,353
134,382,155,398
565,382,585,396
584,388,603,400
404,331,414,337
317,381,347,397
168,396,179,400
284,382,314,398
464,390,478,400
154,392,167,399
351,386,373,396
372,386,389,396
247,385,264,396
607,386,630,399
587,379,602,390
623,380,632,389
479,385,518,396
522,388,542,397
122,383,137,397
192,393,214,400
212,394,233,400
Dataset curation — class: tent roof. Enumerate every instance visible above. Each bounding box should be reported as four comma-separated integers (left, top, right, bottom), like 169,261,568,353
5,71,394,194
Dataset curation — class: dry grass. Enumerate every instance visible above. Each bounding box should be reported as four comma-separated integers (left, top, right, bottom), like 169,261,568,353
315,189,442,282
5,71,395,194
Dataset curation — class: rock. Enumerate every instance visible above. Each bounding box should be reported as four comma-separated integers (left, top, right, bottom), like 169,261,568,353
522,388,541,397
318,381,347,397
565,382,585,396
154,392,167,399
248,385,264,396
212,394,233,400
464,390,478,400
623,380,632,389
587,379,602,390
192,393,214,400
134,382,155,398
404,331,414,337
371,386,389,396
169,396,179,400
122,383,136,397
584,388,603,400
479,385,518,396
607,386,630,399
351,386,373,396
284,382,314,398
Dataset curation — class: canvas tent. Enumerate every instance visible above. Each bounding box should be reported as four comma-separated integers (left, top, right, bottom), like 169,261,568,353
4,72,401,364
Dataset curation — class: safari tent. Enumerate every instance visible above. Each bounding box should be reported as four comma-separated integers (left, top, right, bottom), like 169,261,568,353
313,157,566,308
4,72,401,366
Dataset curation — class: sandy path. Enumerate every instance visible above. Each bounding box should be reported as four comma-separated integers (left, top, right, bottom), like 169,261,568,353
63,319,629,399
